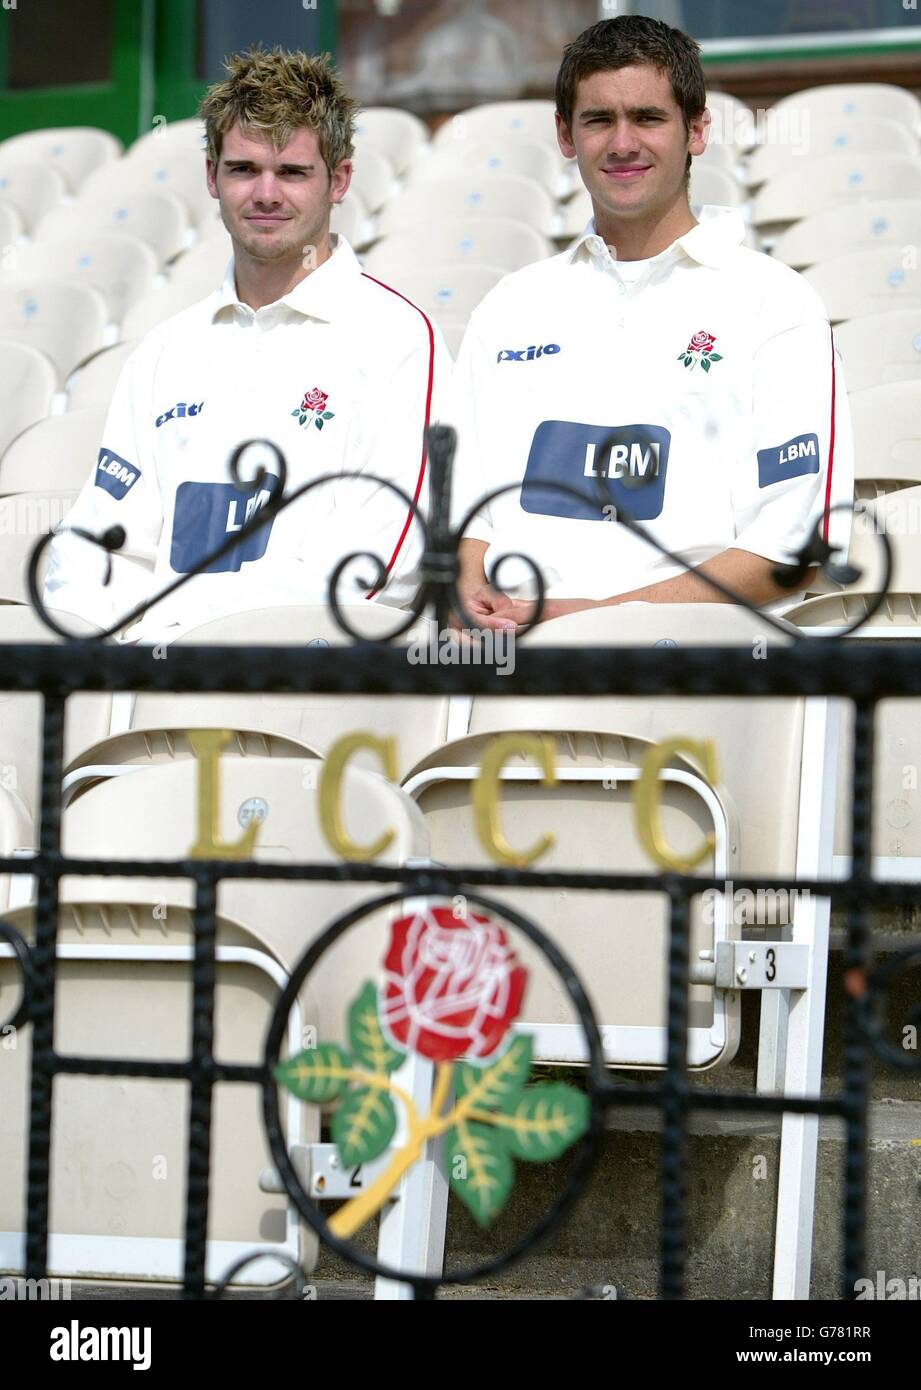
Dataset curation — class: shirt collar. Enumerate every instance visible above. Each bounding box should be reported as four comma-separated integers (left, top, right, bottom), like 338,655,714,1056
211,232,361,323
569,204,747,272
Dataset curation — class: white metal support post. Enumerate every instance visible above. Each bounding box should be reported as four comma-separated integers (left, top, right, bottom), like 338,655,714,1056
771,696,841,1299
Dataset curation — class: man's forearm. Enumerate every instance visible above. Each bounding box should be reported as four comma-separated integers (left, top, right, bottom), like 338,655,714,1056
592,548,814,609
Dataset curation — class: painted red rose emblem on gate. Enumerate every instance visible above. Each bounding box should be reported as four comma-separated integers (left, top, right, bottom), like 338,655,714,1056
380,905,527,1062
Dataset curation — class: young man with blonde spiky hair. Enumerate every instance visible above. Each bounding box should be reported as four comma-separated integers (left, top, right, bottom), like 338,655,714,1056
45,46,449,637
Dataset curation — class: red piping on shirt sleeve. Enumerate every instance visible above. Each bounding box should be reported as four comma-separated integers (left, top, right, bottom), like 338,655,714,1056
359,272,435,597
823,322,836,544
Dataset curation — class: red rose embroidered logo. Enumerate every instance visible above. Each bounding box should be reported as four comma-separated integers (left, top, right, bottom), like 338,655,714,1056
292,386,335,429
677,330,723,373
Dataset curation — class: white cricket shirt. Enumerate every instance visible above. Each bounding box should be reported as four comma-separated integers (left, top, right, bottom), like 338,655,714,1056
44,235,449,637
449,205,853,607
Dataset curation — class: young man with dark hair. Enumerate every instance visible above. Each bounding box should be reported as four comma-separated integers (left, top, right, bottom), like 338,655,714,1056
45,47,448,637
450,15,852,629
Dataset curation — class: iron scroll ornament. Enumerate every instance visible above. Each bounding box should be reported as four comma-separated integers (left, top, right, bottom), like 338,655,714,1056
26,424,891,643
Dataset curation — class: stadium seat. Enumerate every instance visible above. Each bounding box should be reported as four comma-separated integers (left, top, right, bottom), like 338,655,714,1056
688,164,747,208
362,218,552,278
409,138,568,197
752,154,921,231
849,381,921,496
705,90,757,150
66,340,138,410
771,199,921,271
433,100,560,154
0,163,66,233
804,248,921,324
0,281,108,385
0,233,158,323
62,605,451,803
347,145,396,215
0,342,56,457
125,117,207,163
0,127,122,192
0,407,105,495
121,277,210,339
835,311,921,393
768,83,921,135
0,606,109,823
792,484,921,627
0,784,33,912
0,490,78,605
0,198,23,249
79,149,217,229
353,106,429,176
747,116,918,189
363,262,504,321
34,189,190,268
435,319,467,358
379,174,557,238
0,756,429,1285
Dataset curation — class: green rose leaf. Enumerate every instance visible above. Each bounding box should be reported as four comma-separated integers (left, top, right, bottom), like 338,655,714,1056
321,410,334,419
455,1033,532,1110
299,413,307,424
701,358,711,373
316,418,324,430
499,1083,590,1162
347,980,405,1075
290,408,300,417
446,1120,514,1227
332,1084,397,1167
684,357,692,368
274,1043,352,1103
708,353,722,362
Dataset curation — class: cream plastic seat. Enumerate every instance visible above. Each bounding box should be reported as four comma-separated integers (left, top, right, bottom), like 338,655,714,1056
66,340,138,410
348,145,396,214
804,248,921,324
0,756,429,1286
121,277,210,338
35,189,190,268
362,218,551,278
0,281,108,385
0,198,23,248
769,84,921,135
0,127,122,192
166,234,232,299
695,140,745,173
689,164,746,208
849,381,921,498
331,191,372,248
63,606,451,801
752,154,921,231
0,163,66,233
835,311,921,393
0,490,78,605
410,139,565,196
0,233,158,323
772,199,921,271
434,318,467,358
79,152,216,230
379,175,557,238
747,117,918,190
0,784,34,912
0,605,110,824
0,407,105,495
368,263,504,321
126,118,207,163
0,342,56,456
705,91,757,151
433,101,560,154
354,107,429,177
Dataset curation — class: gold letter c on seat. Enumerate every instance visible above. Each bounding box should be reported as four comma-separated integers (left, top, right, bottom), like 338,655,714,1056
320,733,398,861
473,733,558,868
634,736,719,872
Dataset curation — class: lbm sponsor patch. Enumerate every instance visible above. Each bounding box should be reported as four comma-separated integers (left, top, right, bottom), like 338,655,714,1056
521,420,670,521
170,475,281,574
94,447,139,500
757,432,820,488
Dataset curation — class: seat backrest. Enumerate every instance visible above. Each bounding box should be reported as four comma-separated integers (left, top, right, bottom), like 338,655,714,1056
772,200,921,271
804,248,921,324
0,232,157,323
354,107,428,176
0,162,66,231
0,341,56,456
370,262,505,319
0,406,105,494
752,154,921,229
35,190,189,267
0,489,78,603
0,281,108,383
747,117,917,189
835,310,921,393
379,175,556,236
413,139,561,192
362,218,552,277
850,381,921,487
0,126,122,191
66,339,138,409
770,83,921,133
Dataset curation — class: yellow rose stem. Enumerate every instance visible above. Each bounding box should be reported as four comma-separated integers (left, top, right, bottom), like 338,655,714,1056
328,1060,478,1240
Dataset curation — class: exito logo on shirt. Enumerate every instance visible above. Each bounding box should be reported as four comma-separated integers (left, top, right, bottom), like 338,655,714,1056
170,474,281,574
155,401,204,428
94,447,139,500
496,344,561,363
521,420,670,521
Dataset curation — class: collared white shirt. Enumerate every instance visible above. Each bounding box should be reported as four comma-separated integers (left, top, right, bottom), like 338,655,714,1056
448,205,853,609
44,235,449,636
